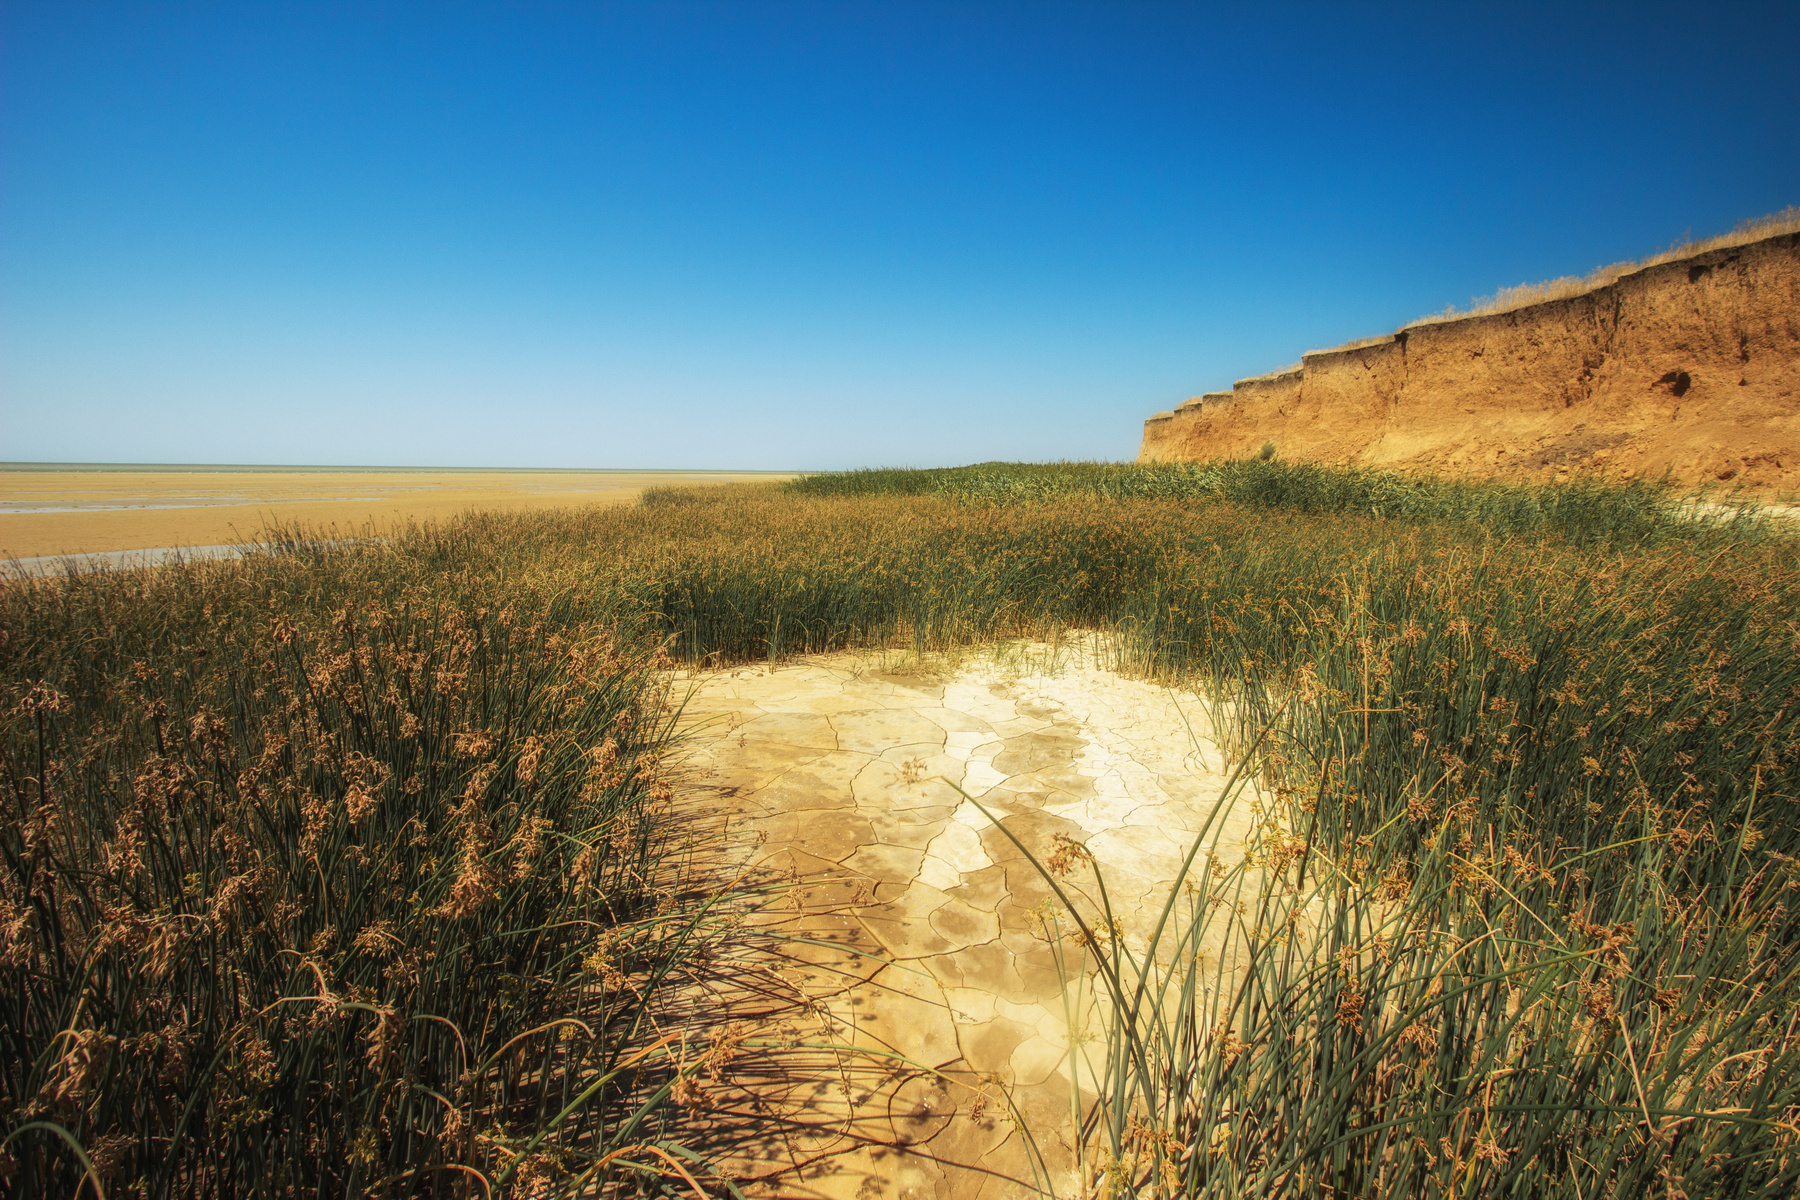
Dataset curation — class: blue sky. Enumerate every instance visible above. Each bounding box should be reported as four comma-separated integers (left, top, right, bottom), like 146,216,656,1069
4,1,1796,469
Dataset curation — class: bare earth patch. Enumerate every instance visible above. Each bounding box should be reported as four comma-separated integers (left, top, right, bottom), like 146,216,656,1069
669,640,1261,1199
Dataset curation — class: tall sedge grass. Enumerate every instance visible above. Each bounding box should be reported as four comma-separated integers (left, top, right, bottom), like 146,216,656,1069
4,466,1795,1196
1054,531,1800,1196
622,481,1798,1195
0,537,718,1197
781,460,1752,547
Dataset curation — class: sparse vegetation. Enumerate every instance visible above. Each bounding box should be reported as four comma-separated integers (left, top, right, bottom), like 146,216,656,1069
1233,362,1304,385
1407,205,1800,328
4,460,1796,1196
1276,207,1800,365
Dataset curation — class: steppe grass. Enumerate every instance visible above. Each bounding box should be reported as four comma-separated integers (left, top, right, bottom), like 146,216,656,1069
4,462,1796,1197
0,539,718,1197
1022,523,1800,1197
636,474,1799,1196
781,459,1747,546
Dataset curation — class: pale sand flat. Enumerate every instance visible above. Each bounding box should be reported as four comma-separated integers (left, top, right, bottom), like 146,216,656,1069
0,467,795,559
668,638,1264,1199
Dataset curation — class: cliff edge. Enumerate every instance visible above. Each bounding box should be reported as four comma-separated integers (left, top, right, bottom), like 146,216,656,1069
1140,232,1800,493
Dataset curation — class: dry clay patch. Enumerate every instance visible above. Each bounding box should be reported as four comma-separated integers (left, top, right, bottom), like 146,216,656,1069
667,641,1266,1199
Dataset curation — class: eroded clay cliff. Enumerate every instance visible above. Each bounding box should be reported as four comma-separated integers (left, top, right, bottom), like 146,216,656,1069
1140,232,1800,493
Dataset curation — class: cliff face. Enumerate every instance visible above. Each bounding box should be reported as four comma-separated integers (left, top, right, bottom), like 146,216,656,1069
1140,233,1800,492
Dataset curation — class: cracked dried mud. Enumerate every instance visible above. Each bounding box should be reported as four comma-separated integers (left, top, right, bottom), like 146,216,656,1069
670,641,1261,1199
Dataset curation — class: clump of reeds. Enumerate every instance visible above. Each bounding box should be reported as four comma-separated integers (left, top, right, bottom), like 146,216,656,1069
782,459,1745,547
4,467,1793,1196
1036,515,1800,1196
596,479,1798,1194
0,536,721,1197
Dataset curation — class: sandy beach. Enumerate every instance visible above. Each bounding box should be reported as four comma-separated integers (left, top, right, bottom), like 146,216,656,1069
0,465,794,560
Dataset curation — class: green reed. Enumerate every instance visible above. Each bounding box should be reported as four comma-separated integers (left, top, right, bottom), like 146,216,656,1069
784,459,1760,546
4,466,1795,1197
616,481,1797,1195
1057,531,1800,1196
0,537,717,1197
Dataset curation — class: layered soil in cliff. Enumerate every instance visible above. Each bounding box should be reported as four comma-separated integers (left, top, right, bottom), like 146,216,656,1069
1140,231,1800,494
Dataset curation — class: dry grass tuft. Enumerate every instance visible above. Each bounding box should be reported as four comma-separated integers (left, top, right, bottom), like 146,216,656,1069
1233,362,1305,386
1288,206,1800,362
1406,205,1800,328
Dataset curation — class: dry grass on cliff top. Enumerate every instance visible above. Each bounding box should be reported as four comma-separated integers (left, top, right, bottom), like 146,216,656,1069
1231,361,1304,385
1298,206,1800,362
1408,205,1800,327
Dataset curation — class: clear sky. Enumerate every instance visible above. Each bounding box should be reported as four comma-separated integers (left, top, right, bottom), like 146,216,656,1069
4,1,1796,470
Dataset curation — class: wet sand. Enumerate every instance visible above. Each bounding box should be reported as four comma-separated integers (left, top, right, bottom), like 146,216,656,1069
0,465,795,559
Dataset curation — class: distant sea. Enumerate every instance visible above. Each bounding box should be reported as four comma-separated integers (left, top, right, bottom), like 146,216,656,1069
0,462,805,474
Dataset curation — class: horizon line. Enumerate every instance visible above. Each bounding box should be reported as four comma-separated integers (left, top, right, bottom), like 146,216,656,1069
0,461,813,474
